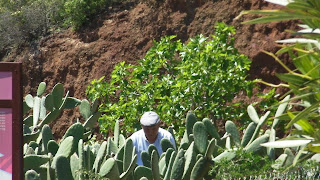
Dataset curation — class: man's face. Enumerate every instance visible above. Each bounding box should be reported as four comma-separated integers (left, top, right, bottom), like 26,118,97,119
142,123,160,143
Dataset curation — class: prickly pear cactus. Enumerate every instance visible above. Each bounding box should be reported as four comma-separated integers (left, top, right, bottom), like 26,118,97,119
193,121,208,154
134,166,152,180
99,158,120,179
170,149,185,180
182,142,197,180
190,156,209,180
51,136,75,169
151,150,161,180
55,155,74,180
92,141,108,173
160,138,175,152
202,118,220,140
225,120,241,147
141,151,151,168
186,111,197,137
23,82,100,147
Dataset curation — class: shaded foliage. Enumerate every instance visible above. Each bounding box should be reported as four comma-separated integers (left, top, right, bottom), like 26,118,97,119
0,0,114,59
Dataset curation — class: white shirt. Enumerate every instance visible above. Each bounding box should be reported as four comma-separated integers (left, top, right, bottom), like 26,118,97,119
130,128,176,165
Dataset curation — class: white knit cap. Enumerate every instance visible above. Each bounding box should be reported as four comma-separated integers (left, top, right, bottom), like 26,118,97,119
140,111,160,126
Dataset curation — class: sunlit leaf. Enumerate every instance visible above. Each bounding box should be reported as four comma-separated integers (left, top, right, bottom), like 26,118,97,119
241,9,290,15
261,139,312,148
276,38,319,44
276,44,296,55
296,119,315,135
296,28,320,35
308,143,320,153
265,0,293,6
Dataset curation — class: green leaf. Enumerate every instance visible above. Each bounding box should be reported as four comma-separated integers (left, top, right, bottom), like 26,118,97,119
243,15,300,24
295,119,315,135
287,1,316,11
276,73,310,86
276,38,319,44
308,143,320,153
241,9,288,15
286,101,320,128
295,54,320,79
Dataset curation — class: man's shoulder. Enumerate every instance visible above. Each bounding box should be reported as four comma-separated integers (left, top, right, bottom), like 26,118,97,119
129,129,144,140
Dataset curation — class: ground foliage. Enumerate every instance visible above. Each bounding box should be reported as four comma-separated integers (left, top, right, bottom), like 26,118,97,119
87,22,254,136
209,150,273,179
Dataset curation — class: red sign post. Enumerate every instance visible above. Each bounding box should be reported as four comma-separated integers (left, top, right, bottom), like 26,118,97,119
0,63,22,180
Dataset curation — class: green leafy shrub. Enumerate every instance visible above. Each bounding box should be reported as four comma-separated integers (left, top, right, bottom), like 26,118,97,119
63,0,111,30
87,22,254,136
209,150,273,179
0,0,32,12
212,154,320,179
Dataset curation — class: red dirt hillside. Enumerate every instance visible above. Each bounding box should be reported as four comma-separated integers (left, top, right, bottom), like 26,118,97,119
9,0,296,139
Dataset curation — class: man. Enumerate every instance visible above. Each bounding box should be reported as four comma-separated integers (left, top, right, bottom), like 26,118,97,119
130,111,176,165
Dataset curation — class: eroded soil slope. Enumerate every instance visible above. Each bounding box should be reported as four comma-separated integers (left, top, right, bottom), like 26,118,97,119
14,0,296,138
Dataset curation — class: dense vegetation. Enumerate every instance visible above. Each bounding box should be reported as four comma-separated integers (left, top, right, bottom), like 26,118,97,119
20,0,320,179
